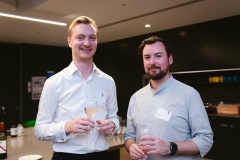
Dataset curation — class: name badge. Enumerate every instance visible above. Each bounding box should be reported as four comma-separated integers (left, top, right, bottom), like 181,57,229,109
155,108,172,121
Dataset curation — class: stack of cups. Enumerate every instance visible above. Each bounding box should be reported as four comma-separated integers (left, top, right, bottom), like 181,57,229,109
17,124,24,137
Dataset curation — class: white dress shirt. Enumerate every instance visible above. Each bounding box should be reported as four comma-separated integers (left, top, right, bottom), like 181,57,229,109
34,62,119,154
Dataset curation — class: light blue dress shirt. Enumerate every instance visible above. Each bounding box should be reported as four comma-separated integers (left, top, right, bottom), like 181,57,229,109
124,75,213,160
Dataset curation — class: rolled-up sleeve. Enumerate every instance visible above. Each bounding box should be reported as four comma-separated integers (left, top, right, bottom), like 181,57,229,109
189,91,214,157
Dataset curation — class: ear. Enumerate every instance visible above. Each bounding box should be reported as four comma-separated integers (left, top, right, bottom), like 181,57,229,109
169,54,173,65
67,37,72,48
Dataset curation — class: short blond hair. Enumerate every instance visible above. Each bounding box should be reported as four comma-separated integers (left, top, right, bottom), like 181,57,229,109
68,16,98,37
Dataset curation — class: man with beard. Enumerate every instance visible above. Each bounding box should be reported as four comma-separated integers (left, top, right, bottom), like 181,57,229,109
34,16,119,160
123,36,213,160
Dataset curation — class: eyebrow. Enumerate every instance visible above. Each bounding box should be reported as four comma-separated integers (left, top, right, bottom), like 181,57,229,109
143,52,163,57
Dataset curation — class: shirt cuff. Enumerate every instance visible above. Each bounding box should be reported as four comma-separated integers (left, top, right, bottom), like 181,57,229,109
55,122,70,142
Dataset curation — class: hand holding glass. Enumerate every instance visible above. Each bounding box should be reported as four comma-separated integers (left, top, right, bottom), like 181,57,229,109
139,127,152,154
84,100,98,133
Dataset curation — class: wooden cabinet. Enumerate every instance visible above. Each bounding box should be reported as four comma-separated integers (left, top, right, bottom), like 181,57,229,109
205,114,240,160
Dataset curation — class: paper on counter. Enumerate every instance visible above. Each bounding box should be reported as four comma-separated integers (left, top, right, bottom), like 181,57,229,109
19,154,42,160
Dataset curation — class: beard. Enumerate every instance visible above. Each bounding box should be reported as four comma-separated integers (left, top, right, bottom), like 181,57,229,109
146,64,168,80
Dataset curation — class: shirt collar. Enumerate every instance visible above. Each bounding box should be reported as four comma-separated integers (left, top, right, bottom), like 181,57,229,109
147,74,174,94
68,61,100,76
157,74,173,91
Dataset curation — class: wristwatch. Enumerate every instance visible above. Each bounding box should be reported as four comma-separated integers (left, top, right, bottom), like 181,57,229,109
169,142,178,155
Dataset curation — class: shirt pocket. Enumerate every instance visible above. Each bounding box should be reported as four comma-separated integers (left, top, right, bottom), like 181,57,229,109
91,92,108,120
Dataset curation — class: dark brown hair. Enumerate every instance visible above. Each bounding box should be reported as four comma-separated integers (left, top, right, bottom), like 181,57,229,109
138,36,172,56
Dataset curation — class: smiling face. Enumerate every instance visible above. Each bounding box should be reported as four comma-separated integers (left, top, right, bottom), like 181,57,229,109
67,23,97,62
143,41,173,81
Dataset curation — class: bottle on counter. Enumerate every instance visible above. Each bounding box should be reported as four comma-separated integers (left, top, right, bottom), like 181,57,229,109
10,121,18,138
0,122,7,159
0,106,6,123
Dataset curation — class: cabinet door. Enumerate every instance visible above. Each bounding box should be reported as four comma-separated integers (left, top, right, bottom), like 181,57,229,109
205,116,240,160
0,43,20,129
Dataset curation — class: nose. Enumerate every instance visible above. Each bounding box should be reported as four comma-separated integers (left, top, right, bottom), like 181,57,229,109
83,38,90,46
149,57,156,64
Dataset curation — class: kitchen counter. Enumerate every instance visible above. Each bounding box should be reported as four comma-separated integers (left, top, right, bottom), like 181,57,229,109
6,127,124,160
6,127,214,160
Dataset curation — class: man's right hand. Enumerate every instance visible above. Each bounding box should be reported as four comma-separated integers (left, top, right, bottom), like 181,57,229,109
129,143,147,160
65,117,94,134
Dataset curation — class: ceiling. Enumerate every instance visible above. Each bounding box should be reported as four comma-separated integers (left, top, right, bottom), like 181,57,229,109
0,0,240,47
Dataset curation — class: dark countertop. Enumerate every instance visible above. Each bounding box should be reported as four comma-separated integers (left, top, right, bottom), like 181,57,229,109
208,113,240,118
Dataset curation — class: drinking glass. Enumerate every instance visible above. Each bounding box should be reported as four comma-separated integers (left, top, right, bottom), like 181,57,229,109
138,126,152,158
84,99,98,144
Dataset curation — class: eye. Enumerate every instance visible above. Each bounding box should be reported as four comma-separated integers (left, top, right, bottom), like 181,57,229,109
155,54,162,58
144,56,150,60
77,35,84,40
90,35,96,41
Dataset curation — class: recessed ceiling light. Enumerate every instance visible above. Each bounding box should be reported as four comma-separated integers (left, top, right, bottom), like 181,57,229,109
145,24,151,28
179,31,187,36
